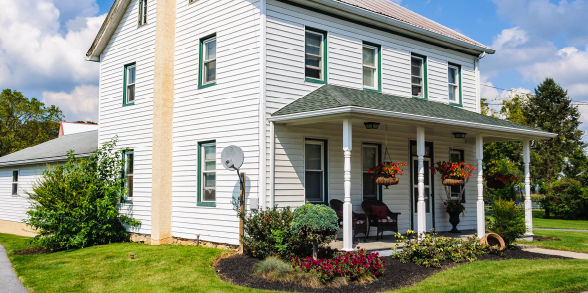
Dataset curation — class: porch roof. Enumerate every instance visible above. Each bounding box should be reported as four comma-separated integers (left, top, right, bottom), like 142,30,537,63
271,85,555,139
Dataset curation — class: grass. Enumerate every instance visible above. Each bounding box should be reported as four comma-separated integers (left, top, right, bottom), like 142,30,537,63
522,230,588,253
393,259,588,293
532,217,588,230
0,233,265,293
1,233,587,293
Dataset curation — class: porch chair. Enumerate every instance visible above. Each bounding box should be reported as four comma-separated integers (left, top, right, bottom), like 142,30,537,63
329,199,368,242
361,199,401,240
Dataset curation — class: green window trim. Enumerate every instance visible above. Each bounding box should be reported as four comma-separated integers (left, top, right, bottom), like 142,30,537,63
448,63,463,107
304,27,328,84
121,149,134,204
123,63,136,106
198,34,217,89
362,41,382,93
411,53,428,100
197,140,217,207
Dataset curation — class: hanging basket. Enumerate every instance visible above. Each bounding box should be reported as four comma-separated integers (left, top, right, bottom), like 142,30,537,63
442,178,464,186
376,176,399,186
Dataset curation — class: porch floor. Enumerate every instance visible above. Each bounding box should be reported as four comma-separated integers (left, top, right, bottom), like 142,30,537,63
329,230,477,252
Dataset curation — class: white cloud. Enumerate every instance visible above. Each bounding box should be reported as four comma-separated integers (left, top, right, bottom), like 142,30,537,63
42,85,99,122
0,0,104,121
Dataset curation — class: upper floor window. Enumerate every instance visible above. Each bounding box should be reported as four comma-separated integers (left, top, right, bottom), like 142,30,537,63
138,0,147,26
123,150,134,198
448,64,461,105
305,139,327,203
124,63,136,106
11,170,18,196
363,43,381,92
198,141,216,206
199,34,216,88
305,28,327,83
411,54,427,99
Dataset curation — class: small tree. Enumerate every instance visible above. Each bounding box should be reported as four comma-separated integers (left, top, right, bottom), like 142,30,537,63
290,204,339,260
25,138,140,250
487,198,526,246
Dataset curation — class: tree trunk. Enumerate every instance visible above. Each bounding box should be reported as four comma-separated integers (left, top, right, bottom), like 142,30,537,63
312,239,318,260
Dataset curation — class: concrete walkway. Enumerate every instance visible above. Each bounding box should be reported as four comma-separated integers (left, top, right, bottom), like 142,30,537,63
0,244,28,293
522,247,588,260
534,228,588,232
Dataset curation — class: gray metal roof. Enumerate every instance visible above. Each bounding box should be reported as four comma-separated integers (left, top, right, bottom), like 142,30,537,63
0,130,97,167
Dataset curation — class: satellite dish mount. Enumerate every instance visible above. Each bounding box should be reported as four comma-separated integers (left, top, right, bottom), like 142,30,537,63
221,145,246,253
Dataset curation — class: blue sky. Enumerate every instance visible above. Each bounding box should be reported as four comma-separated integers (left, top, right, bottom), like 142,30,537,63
1,0,587,140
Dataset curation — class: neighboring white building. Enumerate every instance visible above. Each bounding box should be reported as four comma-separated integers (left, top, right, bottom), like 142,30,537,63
58,122,99,137
0,131,97,236
84,0,554,248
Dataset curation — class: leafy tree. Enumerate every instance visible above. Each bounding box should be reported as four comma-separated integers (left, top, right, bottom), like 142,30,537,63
25,139,140,250
0,89,63,156
290,204,339,260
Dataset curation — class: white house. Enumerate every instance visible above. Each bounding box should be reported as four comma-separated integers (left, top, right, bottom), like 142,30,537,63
85,0,554,249
0,131,98,236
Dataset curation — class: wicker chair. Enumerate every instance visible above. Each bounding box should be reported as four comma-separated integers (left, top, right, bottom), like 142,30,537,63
329,199,368,242
361,199,401,239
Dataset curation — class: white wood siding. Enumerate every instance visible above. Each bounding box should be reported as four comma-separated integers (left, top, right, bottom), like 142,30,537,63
172,0,262,245
99,0,157,235
264,0,479,115
0,165,47,223
273,123,478,233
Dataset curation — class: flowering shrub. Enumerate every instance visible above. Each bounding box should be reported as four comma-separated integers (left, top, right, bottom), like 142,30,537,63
291,249,385,283
392,230,498,268
485,158,521,190
430,161,475,180
368,161,407,178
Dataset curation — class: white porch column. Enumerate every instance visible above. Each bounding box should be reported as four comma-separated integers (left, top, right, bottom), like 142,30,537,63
342,119,353,251
476,134,485,238
416,127,426,236
523,140,533,236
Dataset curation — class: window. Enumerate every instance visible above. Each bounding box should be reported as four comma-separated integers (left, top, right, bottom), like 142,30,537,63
305,139,327,203
124,63,136,106
198,141,216,206
11,170,18,196
138,0,147,26
362,144,380,200
305,28,327,83
199,35,217,88
363,43,381,92
448,64,461,105
449,149,465,203
411,54,427,99
123,150,134,198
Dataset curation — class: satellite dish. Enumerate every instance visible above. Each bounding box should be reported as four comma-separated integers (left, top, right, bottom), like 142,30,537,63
221,145,244,171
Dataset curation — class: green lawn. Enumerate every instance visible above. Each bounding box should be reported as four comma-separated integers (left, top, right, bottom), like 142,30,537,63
533,217,588,230
394,259,588,293
1,233,587,293
523,230,588,253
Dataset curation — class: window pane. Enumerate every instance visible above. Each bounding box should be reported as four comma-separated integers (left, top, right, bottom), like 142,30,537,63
204,61,216,83
128,66,135,84
305,56,320,68
362,146,377,171
363,67,374,88
204,145,216,160
363,173,377,199
412,85,423,97
12,171,18,182
205,161,216,171
411,58,422,76
12,183,17,195
127,175,133,197
449,85,456,101
205,39,216,60
204,173,216,188
305,171,323,202
305,68,320,79
363,47,375,67
411,76,422,85
305,143,322,170
127,84,135,102
126,153,134,174
305,32,322,51
448,67,457,84
203,188,216,202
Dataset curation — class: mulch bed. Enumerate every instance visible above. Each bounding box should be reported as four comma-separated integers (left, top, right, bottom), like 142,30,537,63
13,246,54,255
215,249,567,293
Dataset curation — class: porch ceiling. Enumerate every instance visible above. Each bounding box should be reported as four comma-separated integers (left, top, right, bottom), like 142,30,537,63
270,85,555,141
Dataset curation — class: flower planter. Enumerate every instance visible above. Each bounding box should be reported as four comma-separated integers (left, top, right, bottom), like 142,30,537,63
481,233,506,251
447,210,461,233
375,176,399,187
442,178,464,186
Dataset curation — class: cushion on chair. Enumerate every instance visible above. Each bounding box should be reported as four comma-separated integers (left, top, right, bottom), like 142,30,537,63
336,210,343,217
370,205,387,220
354,220,366,224
377,217,397,223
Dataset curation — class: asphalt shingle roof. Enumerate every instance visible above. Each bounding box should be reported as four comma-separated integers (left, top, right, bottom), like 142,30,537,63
0,130,97,167
272,85,543,133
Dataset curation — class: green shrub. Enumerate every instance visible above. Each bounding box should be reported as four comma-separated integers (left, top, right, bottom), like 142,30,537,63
243,207,310,259
487,198,526,246
540,178,588,220
25,139,140,250
392,231,498,268
290,204,339,260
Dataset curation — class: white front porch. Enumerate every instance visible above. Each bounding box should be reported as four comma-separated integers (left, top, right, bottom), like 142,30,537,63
268,113,537,251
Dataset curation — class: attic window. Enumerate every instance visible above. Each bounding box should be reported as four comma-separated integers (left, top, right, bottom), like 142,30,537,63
138,0,147,26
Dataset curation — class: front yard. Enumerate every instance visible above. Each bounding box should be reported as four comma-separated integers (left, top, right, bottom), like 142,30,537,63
1,233,587,293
